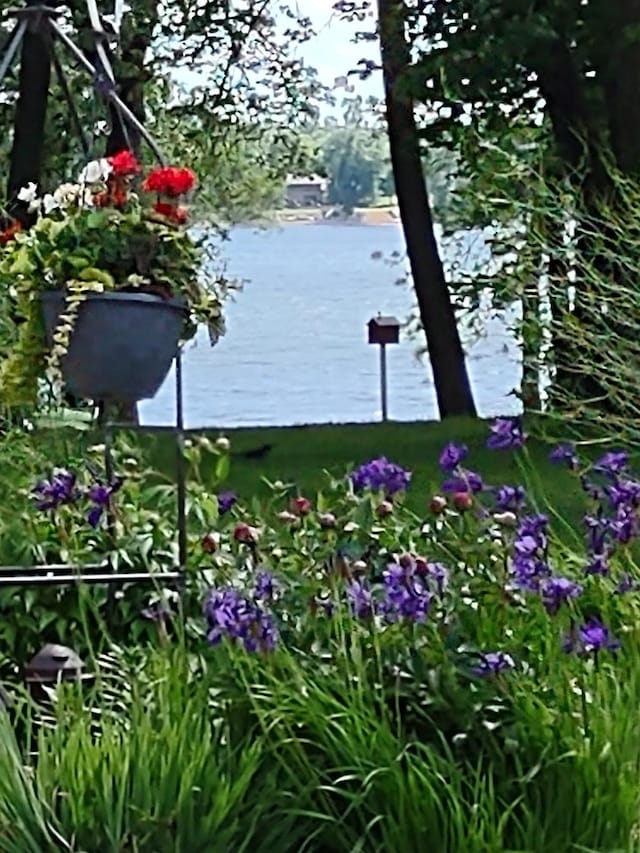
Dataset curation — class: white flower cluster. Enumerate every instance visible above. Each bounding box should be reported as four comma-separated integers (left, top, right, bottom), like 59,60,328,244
16,158,113,216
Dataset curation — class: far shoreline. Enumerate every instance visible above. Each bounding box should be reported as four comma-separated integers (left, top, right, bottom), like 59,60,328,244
244,205,401,228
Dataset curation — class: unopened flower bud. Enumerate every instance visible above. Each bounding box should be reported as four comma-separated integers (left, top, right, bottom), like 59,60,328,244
277,510,298,523
234,522,259,544
318,512,337,529
376,500,394,518
429,495,447,514
414,556,429,576
290,496,312,516
215,436,230,453
494,511,518,528
453,491,473,512
201,532,220,554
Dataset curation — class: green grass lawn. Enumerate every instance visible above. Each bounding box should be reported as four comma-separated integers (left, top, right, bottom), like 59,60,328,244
145,417,587,523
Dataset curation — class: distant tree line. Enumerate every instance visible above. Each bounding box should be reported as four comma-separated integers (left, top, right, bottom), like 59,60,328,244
277,97,458,215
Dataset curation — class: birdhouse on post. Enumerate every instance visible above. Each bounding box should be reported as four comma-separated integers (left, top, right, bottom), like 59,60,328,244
368,315,401,346
367,314,400,422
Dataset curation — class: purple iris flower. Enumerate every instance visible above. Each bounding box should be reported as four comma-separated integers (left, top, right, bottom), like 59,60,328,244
204,587,278,652
540,576,583,615
605,480,640,510
616,574,639,594
585,552,610,576
510,514,550,590
487,418,526,450
217,490,237,515
438,442,468,473
609,505,638,545
442,469,484,493
563,618,620,656
549,444,579,470
350,457,411,495
346,580,377,618
584,515,609,554
254,570,277,601
494,484,526,511
593,451,629,478
381,562,431,623
424,561,449,595
86,478,123,528
472,651,515,677
518,514,549,538
32,469,77,511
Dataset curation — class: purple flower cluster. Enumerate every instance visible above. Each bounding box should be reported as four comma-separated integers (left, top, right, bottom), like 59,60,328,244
32,469,77,511
563,618,619,657
346,557,447,624
511,514,550,591
33,469,123,529
350,457,411,495
204,586,278,652
487,418,526,450
580,451,640,577
381,562,432,623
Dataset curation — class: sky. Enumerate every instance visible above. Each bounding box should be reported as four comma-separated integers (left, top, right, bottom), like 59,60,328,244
290,0,382,104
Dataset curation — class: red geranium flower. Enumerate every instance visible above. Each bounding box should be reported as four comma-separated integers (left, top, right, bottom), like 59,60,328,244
143,166,196,198
0,221,22,245
108,150,141,177
153,201,188,224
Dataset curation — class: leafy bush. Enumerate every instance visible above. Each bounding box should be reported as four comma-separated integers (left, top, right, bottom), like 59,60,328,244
2,418,640,849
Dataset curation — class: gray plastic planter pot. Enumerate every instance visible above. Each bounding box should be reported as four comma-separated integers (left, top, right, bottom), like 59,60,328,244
40,291,186,402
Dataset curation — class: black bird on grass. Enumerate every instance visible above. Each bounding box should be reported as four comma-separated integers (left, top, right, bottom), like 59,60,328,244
233,443,274,461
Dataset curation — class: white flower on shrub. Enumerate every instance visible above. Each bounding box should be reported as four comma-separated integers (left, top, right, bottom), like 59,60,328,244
46,182,95,213
42,193,59,215
78,158,112,184
17,182,40,212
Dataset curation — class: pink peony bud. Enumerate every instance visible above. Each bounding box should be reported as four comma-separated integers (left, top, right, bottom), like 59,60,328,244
201,531,220,554
376,500,394,518
234,522,259,544
290,496,312,516
453,492,473,512
429,495,448,514
318,512,337,529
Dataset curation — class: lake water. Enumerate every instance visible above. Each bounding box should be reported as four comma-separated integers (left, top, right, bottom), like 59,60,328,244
140,223,521,428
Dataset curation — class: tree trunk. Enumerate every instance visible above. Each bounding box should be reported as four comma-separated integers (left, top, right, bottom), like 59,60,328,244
377,0,476,417
602,0,640,176
7,16,52,222
534,39,621,411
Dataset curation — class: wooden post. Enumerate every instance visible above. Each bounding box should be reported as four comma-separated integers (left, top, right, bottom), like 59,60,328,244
380,343,388,421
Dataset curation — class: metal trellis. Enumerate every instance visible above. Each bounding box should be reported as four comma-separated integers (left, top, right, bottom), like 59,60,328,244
0,1,190,592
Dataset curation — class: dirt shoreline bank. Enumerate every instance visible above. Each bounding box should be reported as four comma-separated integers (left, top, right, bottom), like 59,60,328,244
256,206,400,227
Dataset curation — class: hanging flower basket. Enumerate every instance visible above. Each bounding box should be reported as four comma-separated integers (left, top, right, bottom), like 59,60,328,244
40,291,186,402
0,150,225,407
